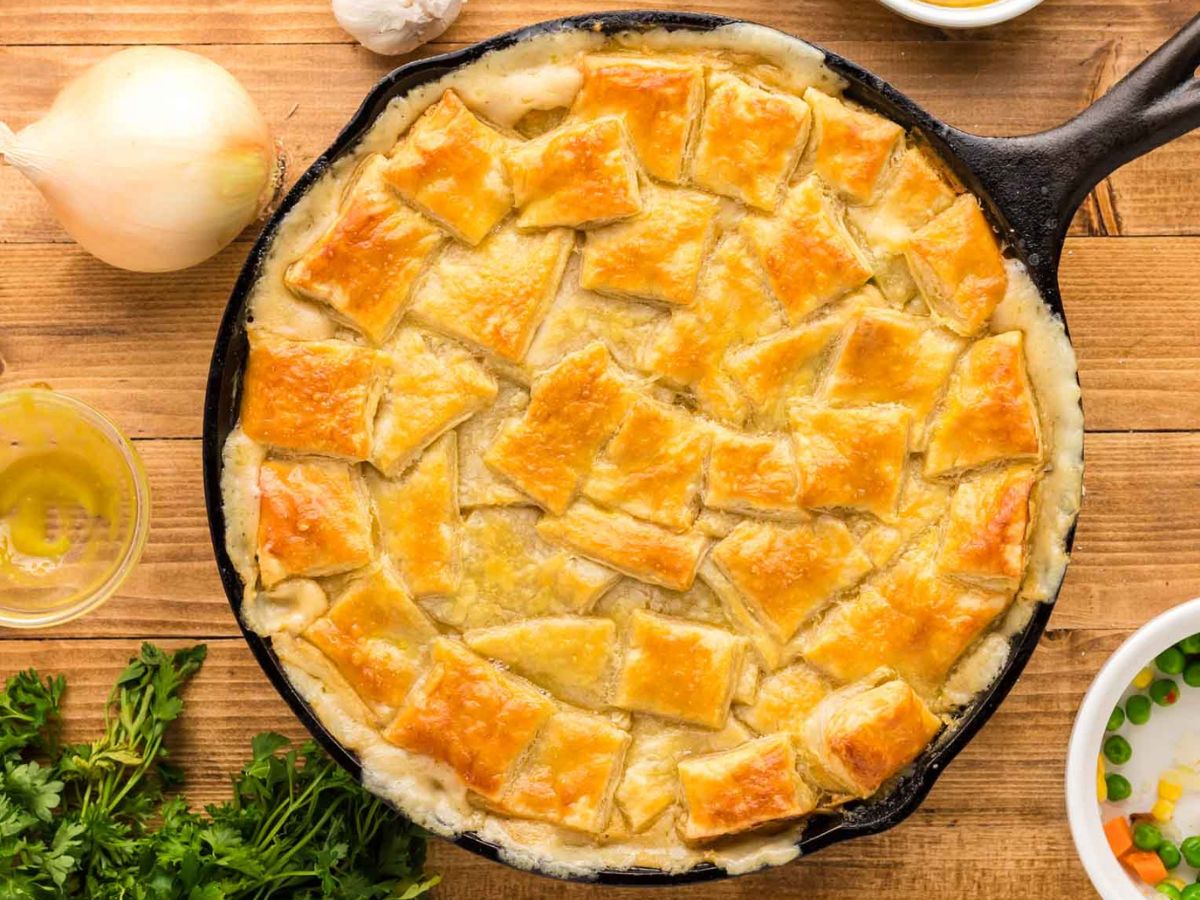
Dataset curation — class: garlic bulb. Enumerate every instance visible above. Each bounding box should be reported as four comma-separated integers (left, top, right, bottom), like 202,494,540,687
332,0,462,56
0,47,279,273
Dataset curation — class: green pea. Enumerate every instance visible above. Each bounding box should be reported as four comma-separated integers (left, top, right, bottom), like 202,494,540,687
1179,885,1200,900
1151,678,1181,707
1185,661,1200,688
1134,822,1164,851
1128,694,1153,725
1107,706,1126,731
1104,734,1133,765
1159,841,1183,870
1106,773,1133,801
1158,647,1188,675
1179,634,1200,655
1179,836,1200,868
1158,885,1184,900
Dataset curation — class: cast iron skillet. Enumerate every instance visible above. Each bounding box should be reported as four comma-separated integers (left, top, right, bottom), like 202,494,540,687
203,11,1200,885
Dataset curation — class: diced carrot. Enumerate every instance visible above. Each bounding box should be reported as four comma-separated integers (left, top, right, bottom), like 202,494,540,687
1124,850,1169,886
1104,816,1134,858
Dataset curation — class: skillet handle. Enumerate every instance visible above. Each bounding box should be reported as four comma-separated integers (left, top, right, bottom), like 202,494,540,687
941,13,1200,280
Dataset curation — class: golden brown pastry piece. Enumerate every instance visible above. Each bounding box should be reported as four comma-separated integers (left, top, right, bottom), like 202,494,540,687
583,399,710,532
641,232,783,425
382,90,513,245
803,89,904,204
256,458,373,587
571,55,704,182
500,711,631,833
938,466,1037,592
711,517,873,641
507,117,642,229
580,184,721,306
737,663,831,740
614,609,744,728
485,342,633,514
367,434,460,597
906,194,1008,336
409,225,573,364
677,733,817,841
383,638,555,800
823,308,964,444
803,678,941,797
704,428,800,516
536,501,708,592
690,72,811,210
741,175,873,323
370,329,497,477
924,331,1042,477
284,155,444,345
240,332,385,462
303,565,437,714
790,404,912,518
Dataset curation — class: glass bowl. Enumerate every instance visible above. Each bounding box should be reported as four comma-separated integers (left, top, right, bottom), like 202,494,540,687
0,388,151,628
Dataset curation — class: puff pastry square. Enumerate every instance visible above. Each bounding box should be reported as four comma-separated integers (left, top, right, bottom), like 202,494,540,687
368,434,460,597
507,117,642,229
384,638,555,800
678,733,817,841
464,616,616,708
803,89,904,205
790,404,911,518
924,331,1042,477
738,663,831,740
823,308,965,443
257,458,374,587
537,501,708,592
580,185,721,306
240,333,385,461
303,565,438,713
371,330,497,477
711,518,873,641
571,55,704,182
485,342,634,514
938,466,1036,592
725,288,882,427
614,610,744,728
423,508,619,630
410,225,573,364
641,233,784,425
690,73,811,210
704,428,800,516
906,195,1008,336
457,380,531,507
284,155,444,345
583,399,710,532
804,679,941,797
500,711,631,833
382,90,512,245
741,175,873,323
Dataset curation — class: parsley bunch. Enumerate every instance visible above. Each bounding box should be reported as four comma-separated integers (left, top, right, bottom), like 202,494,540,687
0,643,438,899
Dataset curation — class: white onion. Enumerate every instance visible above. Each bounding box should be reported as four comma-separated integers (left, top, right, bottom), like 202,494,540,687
0,47,280,272
332,0,462,56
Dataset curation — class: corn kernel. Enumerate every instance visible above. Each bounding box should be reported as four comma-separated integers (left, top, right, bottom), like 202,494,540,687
1134,667,1155,689
1167,879,1188,891
1098,760,1108,802
1152,798,1175,822
1159,777,1185,802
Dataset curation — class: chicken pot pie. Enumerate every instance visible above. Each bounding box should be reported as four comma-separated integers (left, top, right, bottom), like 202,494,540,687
222,24,1083,880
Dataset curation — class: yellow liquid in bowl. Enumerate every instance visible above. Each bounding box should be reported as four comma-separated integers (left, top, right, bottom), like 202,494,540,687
0,390,149,626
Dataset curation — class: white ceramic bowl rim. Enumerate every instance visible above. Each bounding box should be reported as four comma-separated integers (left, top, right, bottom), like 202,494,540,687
1067,596,1200,899
876,0,1045,29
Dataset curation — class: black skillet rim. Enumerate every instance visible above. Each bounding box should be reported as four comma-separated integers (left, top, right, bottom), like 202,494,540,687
202,10,1080,886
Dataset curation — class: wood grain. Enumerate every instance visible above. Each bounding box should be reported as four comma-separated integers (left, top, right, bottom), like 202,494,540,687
0,628,1113,896
2,238,1199,437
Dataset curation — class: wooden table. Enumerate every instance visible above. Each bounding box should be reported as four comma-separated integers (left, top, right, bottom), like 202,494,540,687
3,1,1199,896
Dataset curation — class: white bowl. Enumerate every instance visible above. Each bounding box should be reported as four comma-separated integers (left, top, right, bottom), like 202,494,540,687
1067,597,1200,899
876,0,1045,29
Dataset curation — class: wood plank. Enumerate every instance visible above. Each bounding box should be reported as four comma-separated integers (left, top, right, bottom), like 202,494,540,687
4,33,1200,241
0,629,1115,896
2,237,1199,436
0,433,1194,644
